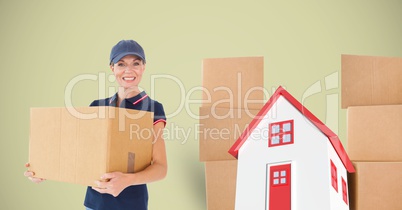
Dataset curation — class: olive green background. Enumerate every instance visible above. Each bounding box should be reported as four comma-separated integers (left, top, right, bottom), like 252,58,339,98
1,0,401,209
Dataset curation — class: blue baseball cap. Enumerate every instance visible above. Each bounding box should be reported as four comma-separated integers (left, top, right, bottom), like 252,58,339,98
109,40,146,65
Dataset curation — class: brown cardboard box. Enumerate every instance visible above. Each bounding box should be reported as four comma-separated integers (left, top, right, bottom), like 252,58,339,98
29,107,153,186
205,160,237,210
349,162,402,210
347,105,402,161
202,56,264,110
199,106,260,161
341,54,402,108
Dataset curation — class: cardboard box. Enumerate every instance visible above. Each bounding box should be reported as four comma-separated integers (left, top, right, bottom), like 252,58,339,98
347,105,402,161
199,106,260,161
349,162,402,210
29,107,153,186
205,160,237,210
202,56,264,110
341,54,402,108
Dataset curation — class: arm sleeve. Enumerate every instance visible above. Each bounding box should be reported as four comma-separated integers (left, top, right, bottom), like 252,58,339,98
89,100,98,107
153,102,167,126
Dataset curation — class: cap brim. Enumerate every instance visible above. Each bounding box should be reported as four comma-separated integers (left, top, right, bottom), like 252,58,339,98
111,52,146,64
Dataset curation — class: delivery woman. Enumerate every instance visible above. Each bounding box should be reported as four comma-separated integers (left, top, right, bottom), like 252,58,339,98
25,39,168,210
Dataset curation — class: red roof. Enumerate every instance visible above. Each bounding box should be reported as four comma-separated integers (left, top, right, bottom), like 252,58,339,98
228,86,355,173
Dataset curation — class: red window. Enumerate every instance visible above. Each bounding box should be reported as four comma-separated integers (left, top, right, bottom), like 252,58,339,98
269,120,294,147
342,177,348,204
330,160,338,192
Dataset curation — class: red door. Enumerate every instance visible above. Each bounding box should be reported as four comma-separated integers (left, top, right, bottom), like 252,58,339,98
268,164,291,210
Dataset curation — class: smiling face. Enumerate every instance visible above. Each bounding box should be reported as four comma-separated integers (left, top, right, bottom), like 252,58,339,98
111,54,145,93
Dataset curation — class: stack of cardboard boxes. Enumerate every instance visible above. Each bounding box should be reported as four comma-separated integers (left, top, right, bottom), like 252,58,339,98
342,54,402,210
199,57,264,210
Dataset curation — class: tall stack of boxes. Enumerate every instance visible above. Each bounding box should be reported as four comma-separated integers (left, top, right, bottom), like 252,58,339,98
199,57,264,210
342,54,402,210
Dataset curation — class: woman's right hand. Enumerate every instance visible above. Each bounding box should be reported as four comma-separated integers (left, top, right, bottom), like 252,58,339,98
24,163,46,183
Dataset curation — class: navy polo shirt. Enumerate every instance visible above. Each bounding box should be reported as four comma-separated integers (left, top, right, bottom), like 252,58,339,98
84,91,166,210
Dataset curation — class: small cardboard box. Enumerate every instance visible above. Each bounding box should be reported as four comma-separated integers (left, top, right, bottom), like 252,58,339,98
349,162,402,210
205,160,237,210
199,106,260,161
202,56,264,110
347,105,402,161
341,54,402,108
29,107,153,186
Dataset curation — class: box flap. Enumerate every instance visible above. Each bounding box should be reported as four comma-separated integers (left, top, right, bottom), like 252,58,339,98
107,107,153,174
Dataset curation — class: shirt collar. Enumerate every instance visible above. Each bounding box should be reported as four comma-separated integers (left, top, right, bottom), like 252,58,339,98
126,91,149,105
107,93,117,106
109,91,148,106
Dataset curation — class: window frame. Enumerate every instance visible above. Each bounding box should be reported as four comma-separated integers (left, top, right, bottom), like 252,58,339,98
341,177,348,204
268,120,294,147
330,160,338,192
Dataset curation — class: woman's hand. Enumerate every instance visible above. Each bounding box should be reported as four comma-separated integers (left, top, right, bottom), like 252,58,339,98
91,122,168,197
92,172,132,197
24,163,46,183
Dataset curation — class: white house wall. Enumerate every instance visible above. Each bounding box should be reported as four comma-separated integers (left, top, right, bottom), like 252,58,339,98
235,96,334,210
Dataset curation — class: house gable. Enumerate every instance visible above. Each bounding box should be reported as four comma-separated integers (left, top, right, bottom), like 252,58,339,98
228,86,355,173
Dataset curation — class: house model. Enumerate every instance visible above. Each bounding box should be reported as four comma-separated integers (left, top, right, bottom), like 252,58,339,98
228,86,355,210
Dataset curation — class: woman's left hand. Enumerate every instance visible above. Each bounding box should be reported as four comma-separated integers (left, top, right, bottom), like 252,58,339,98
92,172,132,197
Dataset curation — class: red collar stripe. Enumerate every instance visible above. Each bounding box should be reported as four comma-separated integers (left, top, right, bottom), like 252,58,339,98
133,94,148,105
